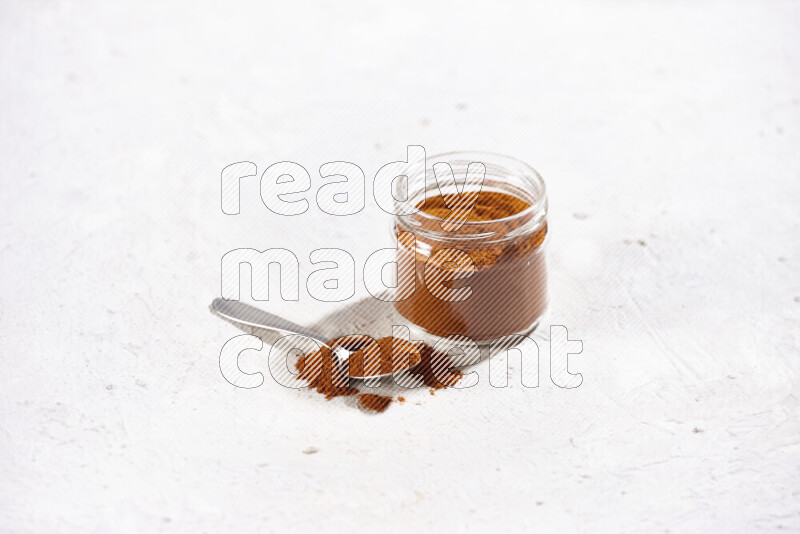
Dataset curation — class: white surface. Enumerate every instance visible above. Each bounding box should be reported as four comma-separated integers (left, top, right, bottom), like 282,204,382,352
1,1,799,532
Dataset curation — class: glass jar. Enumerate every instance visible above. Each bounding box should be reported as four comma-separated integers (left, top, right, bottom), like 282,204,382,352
392,151,548,344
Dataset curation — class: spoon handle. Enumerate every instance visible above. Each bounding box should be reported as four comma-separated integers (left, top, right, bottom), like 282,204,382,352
209,298,328,345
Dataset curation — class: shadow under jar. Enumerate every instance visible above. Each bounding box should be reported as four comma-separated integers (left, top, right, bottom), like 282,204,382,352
393,152,548,344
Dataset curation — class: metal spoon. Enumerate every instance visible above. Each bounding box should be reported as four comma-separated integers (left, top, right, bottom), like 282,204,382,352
209,298,416,380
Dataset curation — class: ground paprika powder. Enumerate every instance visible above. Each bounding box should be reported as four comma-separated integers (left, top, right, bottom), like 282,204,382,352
395,191,548,341
294,336,463,413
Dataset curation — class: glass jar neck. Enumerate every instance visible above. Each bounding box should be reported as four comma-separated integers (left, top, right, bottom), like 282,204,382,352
394,151,548,244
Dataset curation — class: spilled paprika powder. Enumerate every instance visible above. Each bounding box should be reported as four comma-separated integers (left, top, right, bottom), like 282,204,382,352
294,336,463,413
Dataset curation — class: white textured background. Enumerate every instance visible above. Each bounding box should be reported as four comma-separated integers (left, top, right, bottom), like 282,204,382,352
1,0,799,532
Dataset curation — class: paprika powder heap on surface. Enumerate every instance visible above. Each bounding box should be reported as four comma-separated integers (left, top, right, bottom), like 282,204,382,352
294,336,463,413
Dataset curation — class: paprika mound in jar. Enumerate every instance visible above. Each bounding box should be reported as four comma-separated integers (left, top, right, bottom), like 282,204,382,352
393,152,548,343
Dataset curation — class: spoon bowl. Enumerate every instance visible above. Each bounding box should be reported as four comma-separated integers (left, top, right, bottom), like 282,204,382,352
209,298,419,380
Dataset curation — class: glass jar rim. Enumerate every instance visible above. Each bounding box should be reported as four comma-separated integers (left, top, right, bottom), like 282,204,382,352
398,150,548,228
